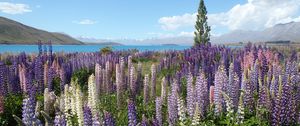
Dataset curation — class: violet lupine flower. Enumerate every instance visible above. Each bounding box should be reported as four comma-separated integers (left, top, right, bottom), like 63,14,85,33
257,78,271,112
84,105,93,126
228,63,240,111
167,80,178,125
136,62,142,94
128,56,132,87
0,95,3,114
103,111,115,126
34,56,44,93
214,65,227,115
92,113,101,126
242,69,254,112
128,100,138,126
150,64,157,99
195,71,208,117
140,115,148,126
250,60,259,93
143,74,149,105
119,57,126,91
54,112,66,126
280,74,292,124
155,97,162,126
186,72,194,117
271,76,282,126
47,67,55,91
116,64,122,109
22,96,42,125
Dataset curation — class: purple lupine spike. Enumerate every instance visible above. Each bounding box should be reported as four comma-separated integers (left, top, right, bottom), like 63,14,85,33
155,97,162,126
257,77,271,111
143,74,149,105
22,92,41,125
0,95,3,114
128,100,138,126
136,62,142,94
271,75,282,126
150,64,156,99
84,105,93,126
186,72,194,117
140,115,148,126
214,65,227,115
242,69,254,112
195,70,208,117
116,63,122,109
105,61,112,93
280,73,293,124
47,67,55,91
34,56,44,93
228,63,240,111
129,65,136,98
103,111,115,126
54,112,66,126
93,113,101,126
250,60,259,93
167,80,178,125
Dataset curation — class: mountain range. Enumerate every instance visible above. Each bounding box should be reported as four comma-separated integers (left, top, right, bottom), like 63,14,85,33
1,16,300,45
211,21,300,43
0,16,83,45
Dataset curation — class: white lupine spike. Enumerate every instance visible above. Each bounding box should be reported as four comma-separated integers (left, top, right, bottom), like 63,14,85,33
191,103,200,126
143,74,149,104
75,86,84,126
88,74,98,115
150,64,156,99
161,77,167,102
177,96,186,126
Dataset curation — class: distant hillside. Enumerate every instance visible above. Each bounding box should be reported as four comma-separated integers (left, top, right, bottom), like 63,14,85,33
211,21,300,43
84,42,123,46
0,17,83,45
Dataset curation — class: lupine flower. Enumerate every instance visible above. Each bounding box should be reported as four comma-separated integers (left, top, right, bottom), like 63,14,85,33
0,95,3,114
129,65,136,97
228,63,240,111
167,79,179,125
237,91,244,124
143,74,149,104
222,92,234,121
242,69,254,112
75,86,84,126
209,86,214,105
140,115,148,126
84,105,93,126
195,71,208,117
214,65,227,115
54,112,66,126
160,77,167,102
150,64,156,99
116,63,122,109
88,74,98,115
186,72,194,117
105,61,112,93
155,97,162,126
128,100,138,126
271,75,283,126
103,111,115,126
177,96,186,126
191,103,200,126
95,63,102,95
22,96,42,125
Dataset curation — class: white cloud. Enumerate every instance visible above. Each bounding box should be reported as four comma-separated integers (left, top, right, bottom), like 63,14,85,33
158,13,196,30
158,0,300,32
73,19,97,25
0,2,31,14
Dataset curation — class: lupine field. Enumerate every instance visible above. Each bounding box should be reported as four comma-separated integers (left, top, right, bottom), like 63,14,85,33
0,42,300,126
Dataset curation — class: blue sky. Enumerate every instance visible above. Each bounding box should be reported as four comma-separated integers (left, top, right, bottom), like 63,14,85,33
0,0,300,41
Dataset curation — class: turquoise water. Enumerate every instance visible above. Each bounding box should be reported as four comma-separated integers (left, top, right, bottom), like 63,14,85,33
0,45,191,53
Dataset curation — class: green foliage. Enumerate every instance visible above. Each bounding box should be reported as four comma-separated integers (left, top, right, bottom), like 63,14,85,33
72,68,94,92
100,46,113,55
0,94,23,126
194,0,211,45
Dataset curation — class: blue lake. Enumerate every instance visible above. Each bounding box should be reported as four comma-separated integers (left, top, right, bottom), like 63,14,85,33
0,45,191,53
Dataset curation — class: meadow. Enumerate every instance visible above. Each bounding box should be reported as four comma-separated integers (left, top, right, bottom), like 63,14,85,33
0,42,299,126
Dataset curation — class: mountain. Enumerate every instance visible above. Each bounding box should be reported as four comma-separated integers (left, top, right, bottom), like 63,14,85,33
211,21,300,43
0,17,83,45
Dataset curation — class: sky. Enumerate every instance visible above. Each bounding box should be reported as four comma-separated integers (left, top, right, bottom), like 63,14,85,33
0,0,300,41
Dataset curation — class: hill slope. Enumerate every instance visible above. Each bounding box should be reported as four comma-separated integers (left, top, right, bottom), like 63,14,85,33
211,21,300,43
0,17,83,45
